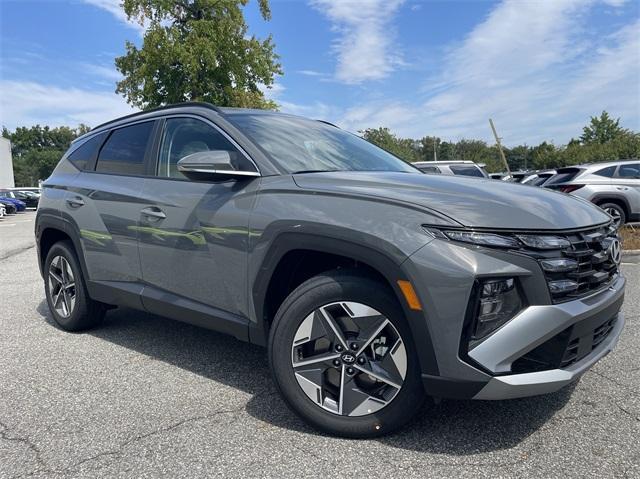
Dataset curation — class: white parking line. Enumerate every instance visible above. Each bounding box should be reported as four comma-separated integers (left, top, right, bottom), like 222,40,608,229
0,224,17,227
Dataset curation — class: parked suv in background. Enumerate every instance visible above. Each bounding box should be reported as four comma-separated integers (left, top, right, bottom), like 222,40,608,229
413,160,488,178
36,103,625,437
545,160,640,225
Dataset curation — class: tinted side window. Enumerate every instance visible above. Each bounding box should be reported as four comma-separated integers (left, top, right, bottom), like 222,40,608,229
96,122,154,175
617,163,640,178
67,133,105,171
419,166,441,174
157,118,252,179
594,166,616,178
450,165,485,177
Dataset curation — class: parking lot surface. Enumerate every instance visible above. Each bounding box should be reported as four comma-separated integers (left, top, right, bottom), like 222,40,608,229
1,211,639,478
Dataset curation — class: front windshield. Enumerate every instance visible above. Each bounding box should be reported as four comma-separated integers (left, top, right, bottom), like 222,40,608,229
227,113,418,174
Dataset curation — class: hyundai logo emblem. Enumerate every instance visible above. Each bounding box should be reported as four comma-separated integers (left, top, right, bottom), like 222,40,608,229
341,353,356,364
608,238,622,266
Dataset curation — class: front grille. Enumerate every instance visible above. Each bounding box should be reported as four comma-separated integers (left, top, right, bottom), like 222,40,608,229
512,315,618,373
517,224,620,303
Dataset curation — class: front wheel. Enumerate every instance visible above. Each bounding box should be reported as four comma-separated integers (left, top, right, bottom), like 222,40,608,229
599,202,626,226
268,270,425,438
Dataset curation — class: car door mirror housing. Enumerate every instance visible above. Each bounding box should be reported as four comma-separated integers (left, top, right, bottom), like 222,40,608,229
177,150,260,180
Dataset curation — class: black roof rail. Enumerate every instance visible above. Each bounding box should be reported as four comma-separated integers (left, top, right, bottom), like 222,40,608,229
316,119,340,128
89,101,223,133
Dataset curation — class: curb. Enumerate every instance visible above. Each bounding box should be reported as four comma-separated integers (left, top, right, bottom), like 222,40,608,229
622,249,640,257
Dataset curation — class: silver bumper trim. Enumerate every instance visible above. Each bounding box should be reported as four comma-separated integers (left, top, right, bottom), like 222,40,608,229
473,311,624,400
469,275,625,373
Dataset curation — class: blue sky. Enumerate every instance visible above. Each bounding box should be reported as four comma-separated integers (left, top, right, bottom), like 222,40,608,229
1,0,639,145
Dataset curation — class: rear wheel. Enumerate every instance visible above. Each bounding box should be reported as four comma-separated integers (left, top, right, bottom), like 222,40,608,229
44,241,105,331
599,202,626,226
269,270,425,438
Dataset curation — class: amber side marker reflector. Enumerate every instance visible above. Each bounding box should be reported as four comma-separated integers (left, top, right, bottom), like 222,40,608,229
397,280,422,311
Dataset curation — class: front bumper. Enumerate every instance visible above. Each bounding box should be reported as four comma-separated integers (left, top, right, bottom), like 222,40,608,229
473,309,624,399
404,238,625,401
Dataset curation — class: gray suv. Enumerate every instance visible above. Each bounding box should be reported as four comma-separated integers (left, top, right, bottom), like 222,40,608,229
545,160,640,225
36,103,625,437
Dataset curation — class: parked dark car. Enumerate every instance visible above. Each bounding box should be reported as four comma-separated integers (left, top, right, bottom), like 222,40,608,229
0,196,26,212
0,199,18,214
36,103,625,438
0,189,39,208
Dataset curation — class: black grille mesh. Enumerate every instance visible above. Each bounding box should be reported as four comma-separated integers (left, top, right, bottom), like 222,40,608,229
518,225,620,303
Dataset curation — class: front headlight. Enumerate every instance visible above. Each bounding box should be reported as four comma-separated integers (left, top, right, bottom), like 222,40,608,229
471,278,524,342
442,230,520,248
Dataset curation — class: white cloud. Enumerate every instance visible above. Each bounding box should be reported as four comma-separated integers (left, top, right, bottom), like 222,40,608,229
297,70,328,77
82,0,143,31
310,0,405,84
82,64,123,82
325,0,639,145
0,81,137,130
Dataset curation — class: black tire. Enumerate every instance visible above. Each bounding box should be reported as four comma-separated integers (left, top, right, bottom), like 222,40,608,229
44,241,105,331
599,202,626,226
268,270,425,438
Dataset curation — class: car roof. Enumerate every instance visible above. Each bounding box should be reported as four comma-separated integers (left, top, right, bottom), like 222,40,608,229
413,161,478,166
75,102,316,145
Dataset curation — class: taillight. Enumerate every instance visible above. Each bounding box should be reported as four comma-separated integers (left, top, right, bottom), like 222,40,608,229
558,184,584,193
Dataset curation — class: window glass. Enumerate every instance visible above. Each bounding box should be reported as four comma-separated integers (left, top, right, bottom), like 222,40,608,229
96,122,154,175
419,166,441,174
545,168,582,185
449,165,485,177
617,163,640,178
227,113,417,174
594,166,616,178
67,133,105,171
158,118,251,179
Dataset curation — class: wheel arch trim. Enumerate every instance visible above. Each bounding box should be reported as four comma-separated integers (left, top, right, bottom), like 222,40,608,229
250,231,440,375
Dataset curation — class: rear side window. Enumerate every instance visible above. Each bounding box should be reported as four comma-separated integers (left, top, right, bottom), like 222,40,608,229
545,168,582,185
67,133,105,171
419,166,441,174
449,165,485,177
617,163,640,178
96,122,154,175
594,166,616,178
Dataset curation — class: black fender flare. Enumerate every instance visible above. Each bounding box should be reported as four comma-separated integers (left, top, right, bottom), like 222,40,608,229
590,193,631,216
250,231,439,376
36,211,90,284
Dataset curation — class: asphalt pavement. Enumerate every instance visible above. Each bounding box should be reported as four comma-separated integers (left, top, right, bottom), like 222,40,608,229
1,211,638,478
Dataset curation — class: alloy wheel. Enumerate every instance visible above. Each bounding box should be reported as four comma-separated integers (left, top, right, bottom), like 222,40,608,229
48,256,76,318
291,301,407,417
604,206,622,227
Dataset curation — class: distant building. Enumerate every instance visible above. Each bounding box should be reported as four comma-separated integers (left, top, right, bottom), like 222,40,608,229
0,137,15,188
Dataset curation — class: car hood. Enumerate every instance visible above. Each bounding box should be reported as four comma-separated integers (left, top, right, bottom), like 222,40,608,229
293,171,610,230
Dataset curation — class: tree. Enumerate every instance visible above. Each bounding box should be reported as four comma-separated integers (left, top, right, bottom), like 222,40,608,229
2,125,89,186
115,0,282,110
580,111,627,144
360,127,420,163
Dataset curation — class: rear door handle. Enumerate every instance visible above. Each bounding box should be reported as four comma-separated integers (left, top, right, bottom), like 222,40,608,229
66,196,85,208
141,206,166,221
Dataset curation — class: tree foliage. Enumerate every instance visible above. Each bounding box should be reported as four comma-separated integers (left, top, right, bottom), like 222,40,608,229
1,125,89,186
580,111,628,145
362,111,639,173
115,0,282,110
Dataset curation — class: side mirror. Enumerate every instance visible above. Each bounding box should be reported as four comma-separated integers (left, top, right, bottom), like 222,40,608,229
177,150,260,180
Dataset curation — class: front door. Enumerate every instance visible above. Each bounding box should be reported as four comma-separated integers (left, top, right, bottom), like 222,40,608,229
138,117,260,321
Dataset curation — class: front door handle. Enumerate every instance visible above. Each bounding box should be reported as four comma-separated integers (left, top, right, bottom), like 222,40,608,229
141,206,166,221
66,196,85,208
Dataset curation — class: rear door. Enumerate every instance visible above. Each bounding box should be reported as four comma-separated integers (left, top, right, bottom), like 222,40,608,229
64,121,157,293
138,116,260,322
613,163,640,218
